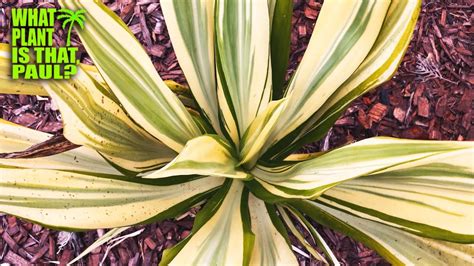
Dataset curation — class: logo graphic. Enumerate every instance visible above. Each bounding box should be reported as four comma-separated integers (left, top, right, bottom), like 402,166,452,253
10,8,86,80
57,9,86,47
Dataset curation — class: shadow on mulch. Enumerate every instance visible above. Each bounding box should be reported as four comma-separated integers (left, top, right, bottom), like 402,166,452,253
0,0,472,265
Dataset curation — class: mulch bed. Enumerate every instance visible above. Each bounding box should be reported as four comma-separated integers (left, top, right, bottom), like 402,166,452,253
0,0,472,265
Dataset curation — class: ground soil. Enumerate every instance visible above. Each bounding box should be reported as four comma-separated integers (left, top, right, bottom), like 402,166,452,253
0,0,472,265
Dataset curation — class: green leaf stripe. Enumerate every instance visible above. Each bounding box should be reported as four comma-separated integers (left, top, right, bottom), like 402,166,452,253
215,0,273,145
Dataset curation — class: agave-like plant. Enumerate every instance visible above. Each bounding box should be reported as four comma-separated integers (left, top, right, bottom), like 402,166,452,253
0,0,473,265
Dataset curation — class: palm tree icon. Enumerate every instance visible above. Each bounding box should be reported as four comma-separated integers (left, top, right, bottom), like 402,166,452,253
57,9,86,47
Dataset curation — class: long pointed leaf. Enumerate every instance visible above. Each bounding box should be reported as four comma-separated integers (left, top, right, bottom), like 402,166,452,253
286,206,340,265
162,180,248,265
292,200,474,265
266,0,391,150
251,137,472,199
278,205,327,263
161,0,221,134
248,194,298,265
320,148,474,242
0,119,119,174
44,67,177,172
216,0,272,144
59,0,201,152
267,0,422,160
239,99,286,168
0,168,224,230
270,0,293,99
145,135,248,179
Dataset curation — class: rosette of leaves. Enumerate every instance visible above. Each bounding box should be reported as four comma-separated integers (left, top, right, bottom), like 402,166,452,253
1,0,473,265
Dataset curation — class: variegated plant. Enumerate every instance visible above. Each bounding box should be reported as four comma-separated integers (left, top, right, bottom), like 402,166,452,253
1,0,473,265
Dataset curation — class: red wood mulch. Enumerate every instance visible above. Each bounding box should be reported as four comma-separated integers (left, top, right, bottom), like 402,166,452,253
0,0,472,265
